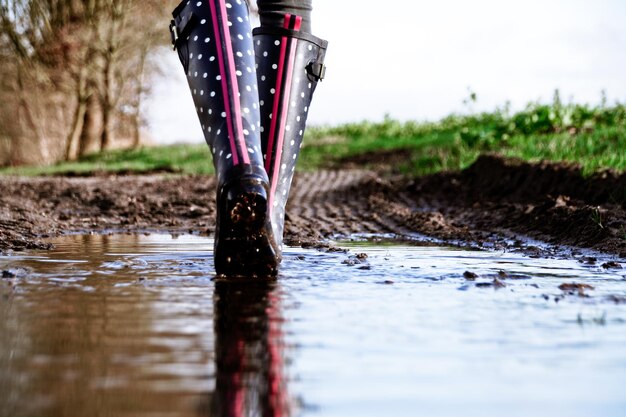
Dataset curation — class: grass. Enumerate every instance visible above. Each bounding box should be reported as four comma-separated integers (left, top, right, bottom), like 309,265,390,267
301,93,626,176
590,207,604,230
1,143,214,176
2,92,625,177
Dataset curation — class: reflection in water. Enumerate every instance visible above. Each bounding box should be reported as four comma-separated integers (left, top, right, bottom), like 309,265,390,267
2,233,626,417
0,234,292,417
209,280,290,417
0,253,164,416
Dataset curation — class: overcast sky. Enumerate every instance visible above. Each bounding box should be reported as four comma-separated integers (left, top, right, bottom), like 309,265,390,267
146,0,626,143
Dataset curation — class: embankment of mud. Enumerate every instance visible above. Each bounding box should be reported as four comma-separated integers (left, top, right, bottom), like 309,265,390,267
1,155,624,257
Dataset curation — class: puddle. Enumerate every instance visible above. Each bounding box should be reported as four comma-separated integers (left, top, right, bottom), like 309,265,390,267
1,234,626,417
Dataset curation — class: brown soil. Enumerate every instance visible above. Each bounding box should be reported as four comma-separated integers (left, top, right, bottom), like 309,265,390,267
1,155,625,258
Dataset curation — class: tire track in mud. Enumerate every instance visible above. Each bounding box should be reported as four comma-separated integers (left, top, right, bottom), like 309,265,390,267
286,170,406,241
284,169,468,244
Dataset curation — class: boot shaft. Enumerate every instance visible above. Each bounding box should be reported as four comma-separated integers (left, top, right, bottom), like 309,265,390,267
171,0,265,181
253,14,328,242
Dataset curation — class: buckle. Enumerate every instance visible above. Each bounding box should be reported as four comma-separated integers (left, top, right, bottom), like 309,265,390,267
169,20,179,50
306,62,326,82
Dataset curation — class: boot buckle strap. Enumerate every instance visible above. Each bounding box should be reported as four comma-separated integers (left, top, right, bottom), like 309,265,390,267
169,20,179,50
170,10,198,51
306,62,326,82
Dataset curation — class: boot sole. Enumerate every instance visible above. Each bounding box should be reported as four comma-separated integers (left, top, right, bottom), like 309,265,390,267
214,178,279,277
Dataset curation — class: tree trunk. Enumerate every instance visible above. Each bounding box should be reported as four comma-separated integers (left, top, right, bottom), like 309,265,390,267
15,66,43,165
64,69,89,160
78,90,102,157
131,46,148,148
100,55,113,151
65,99,87,161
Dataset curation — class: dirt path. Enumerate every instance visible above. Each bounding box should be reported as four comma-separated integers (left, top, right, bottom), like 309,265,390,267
1,155,625,258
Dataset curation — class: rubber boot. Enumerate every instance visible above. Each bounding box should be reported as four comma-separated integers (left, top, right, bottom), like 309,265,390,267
253,14,328,253
170,0,278,277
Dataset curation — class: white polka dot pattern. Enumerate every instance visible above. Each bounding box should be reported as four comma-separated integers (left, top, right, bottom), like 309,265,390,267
172,0,265,183
254,23,328,246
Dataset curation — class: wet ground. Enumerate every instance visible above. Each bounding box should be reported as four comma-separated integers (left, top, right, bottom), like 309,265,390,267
1,233,626,417
2,156,626,257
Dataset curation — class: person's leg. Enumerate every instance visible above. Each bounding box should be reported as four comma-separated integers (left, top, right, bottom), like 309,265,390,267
170,0,278,276
257,0,312,33
253,1,327,253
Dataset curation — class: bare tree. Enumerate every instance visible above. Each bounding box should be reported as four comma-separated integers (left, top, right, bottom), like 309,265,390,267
0,0,173,166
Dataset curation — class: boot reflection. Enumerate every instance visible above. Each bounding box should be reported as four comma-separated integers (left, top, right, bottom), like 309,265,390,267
209,280,290,417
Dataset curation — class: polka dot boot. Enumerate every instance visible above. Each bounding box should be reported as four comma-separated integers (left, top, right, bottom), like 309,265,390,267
171,0,278,277
253,13,328,255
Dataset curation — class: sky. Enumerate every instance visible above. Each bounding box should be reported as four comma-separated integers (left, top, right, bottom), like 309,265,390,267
146,0,626,144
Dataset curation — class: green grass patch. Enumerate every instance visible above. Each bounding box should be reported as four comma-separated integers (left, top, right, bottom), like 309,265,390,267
301,97,626,176
1,143,214,176
2,94,625,177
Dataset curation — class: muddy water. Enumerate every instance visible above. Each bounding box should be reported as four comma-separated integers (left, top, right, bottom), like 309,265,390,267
1,234,626,417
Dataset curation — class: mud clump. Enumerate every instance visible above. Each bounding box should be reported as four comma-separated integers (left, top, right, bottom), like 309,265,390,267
559,282,595,297
342,253,370,267
463,271,478,281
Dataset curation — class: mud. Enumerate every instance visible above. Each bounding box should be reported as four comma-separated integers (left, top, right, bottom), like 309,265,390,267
1,155,625,257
